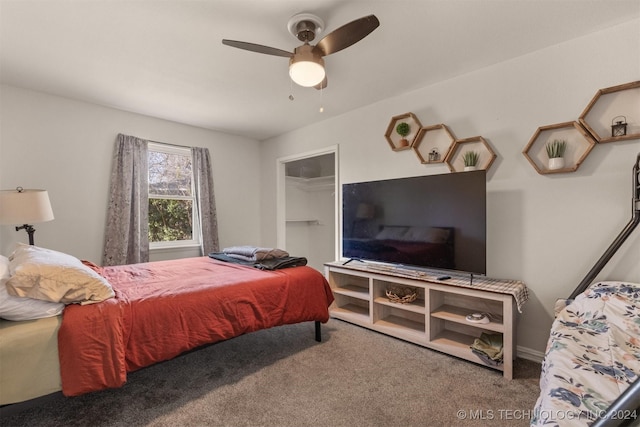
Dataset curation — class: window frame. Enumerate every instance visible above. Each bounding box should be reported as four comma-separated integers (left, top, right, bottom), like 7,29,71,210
148,142,200,250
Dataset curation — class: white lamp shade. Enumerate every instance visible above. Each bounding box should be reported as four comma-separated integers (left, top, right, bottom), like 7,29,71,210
289,61,325,87
0,189,54,225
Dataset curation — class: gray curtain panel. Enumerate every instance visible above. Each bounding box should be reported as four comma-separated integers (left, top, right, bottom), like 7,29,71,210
192,147,219,255
103,134,149,266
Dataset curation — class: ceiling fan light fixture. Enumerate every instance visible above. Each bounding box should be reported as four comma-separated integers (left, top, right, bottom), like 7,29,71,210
224,13,379,90
289,45,325,87
289,61,325,87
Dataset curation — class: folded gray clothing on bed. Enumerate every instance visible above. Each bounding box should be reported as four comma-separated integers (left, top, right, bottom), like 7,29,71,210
222,246,289,262
209,253,307,270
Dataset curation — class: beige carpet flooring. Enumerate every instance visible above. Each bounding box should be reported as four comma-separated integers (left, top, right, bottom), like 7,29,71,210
0,318,542,427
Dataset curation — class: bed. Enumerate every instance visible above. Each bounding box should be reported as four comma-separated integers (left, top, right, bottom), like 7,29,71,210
532,153,640,427
0,246,334,404
531,282,640,426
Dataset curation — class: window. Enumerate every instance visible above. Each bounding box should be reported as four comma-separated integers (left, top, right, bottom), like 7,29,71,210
148,142,199,248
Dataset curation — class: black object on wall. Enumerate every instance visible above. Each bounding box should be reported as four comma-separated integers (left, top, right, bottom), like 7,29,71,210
569,152,640,300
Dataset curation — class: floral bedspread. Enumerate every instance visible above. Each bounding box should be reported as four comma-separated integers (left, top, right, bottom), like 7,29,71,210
532,281,640,426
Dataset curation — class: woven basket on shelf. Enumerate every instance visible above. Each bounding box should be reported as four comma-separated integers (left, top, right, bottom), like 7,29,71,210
385,285,418,304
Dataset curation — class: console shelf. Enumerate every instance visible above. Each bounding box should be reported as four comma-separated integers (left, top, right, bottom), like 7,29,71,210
333,284,369,300
325,262,522,379
375,315,425,334
430,304,504,333
374,296,426,314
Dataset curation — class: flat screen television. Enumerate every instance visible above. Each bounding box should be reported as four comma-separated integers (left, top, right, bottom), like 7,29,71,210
342,170,486,275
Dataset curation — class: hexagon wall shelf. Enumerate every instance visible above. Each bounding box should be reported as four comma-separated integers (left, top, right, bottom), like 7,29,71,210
445,136,496,173
579,80,640,144
384,112,422,151
523,121,596,175
412,124,455,164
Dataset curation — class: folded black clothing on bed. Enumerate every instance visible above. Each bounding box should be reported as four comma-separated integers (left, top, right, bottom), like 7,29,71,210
208,253,307,270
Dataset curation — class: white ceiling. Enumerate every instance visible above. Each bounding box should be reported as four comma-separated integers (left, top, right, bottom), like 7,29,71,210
1,0,639,141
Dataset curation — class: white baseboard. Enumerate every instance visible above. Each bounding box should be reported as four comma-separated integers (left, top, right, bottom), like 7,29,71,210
517,345,545,363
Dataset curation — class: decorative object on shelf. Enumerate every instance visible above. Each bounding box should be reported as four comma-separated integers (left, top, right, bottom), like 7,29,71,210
611,116,628,137
545,139,567,170
445,136,497,173
466,313,490,324
395,122,411,148
523,121,596,175
462,151,479,171
412,123,455,164
385,284,418,304
384,112,422,151
0,186,55,245
470,332,504,366
579,80,640,143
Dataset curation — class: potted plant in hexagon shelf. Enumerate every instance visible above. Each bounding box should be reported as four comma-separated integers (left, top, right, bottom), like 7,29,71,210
396,122,411,148
463,151,480,171
545,139,567,170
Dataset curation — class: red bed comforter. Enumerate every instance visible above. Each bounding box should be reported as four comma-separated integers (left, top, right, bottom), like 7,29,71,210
58,257,334,396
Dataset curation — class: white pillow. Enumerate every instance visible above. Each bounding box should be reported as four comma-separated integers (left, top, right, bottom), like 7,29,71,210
0,255,9,280
0,278,65,321
6,244,114,305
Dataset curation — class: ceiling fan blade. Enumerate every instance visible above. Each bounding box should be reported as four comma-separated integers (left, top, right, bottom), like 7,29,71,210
222,39,292,58
315,14,380,56
314,76,328,90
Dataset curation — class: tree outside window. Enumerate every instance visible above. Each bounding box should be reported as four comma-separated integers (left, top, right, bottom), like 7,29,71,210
148,143,199,247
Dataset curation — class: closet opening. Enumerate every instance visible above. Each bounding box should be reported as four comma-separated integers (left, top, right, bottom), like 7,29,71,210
276,147,338,272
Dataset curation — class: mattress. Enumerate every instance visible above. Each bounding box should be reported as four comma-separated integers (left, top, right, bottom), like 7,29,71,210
0,316,62,404
532,282,640,426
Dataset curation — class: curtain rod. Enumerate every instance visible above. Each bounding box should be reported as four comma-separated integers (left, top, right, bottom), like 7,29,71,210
147,139,192,149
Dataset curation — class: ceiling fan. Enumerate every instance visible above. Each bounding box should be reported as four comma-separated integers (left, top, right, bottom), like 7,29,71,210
222,13,380,89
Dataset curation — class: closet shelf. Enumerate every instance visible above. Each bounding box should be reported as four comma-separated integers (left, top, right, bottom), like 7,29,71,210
285,175,335,191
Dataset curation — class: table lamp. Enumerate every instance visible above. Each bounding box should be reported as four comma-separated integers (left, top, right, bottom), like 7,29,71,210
0,187,54,245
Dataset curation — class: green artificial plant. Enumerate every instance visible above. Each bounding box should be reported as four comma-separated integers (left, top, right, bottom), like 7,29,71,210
545,139,567,159
396,122,410,138
462,151,479,167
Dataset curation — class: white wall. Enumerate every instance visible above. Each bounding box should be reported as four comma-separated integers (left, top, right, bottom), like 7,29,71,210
0,85,262,262
259,19,640,357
